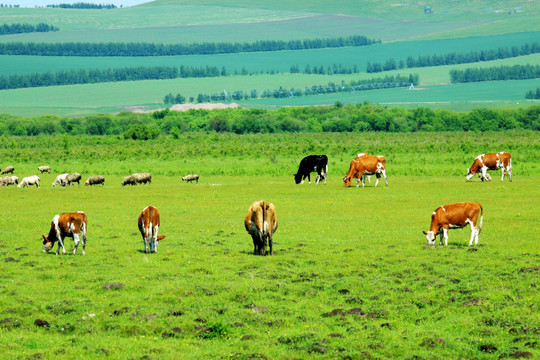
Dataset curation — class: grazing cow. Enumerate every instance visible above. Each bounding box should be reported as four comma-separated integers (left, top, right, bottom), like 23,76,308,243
294,155,328,184
343,155,388,187
182,174,199,183
42,211,87,255
65,173,81,186
18,175,40,188
357,152,371,183
1,166,14,174
423,202,483,246
52,173,69,187
0,176,18,187
138,206,165,253
84,175,105,186
38,166,51,173
466,152,512,182
244,200,278,255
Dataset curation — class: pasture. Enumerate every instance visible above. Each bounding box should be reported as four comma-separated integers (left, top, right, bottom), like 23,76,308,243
0,132,538,359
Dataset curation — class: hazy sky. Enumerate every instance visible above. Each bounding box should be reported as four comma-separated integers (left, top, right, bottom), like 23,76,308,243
7,0,153,7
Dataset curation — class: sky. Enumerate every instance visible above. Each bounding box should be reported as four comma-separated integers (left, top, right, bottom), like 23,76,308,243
5,0,153,7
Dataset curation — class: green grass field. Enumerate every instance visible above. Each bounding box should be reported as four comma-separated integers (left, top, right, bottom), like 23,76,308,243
0,132,538,359
0,1,539,116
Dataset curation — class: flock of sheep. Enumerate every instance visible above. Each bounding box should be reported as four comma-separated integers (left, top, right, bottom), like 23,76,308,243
0,165,200,188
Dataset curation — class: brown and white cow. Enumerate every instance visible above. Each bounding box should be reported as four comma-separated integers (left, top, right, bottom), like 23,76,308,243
343,155,388,187
466,152,512,182
138,206,165,253
244,200,278,255
423,202,483,246
42,211,87,255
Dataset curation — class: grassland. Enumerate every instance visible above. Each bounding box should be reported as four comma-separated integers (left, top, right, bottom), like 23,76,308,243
0,0,539,116
0,132,538,359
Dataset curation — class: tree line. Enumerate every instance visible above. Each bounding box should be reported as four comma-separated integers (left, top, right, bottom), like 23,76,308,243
192,74,417,103
366,42,540,72
0,65,222,90
46,3,117,9
290,63,360,75
450,64,540,83
1,103,537,137
525,88,540,100
0,23,59,35
0,35,379,57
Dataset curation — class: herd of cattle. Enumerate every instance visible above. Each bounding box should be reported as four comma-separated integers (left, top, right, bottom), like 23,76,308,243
4,151,512,255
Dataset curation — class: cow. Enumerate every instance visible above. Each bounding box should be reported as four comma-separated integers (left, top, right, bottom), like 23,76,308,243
38,166,51,173
138,206,165,253
18,175,40,188
294,155,328,185
0,176,18,187
1,166,14,174
65,173,81,186
43,212,87,255
52,174,69,187
357,152,371,183
244,200,278,256
182,174,199,183
343,155,388,187
84,175,105,186
423,202,483,246
466,152,512,182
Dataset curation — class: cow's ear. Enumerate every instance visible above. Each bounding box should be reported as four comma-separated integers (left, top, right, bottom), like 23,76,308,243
42,235,48,244
157,235,165,241
422,231,428,235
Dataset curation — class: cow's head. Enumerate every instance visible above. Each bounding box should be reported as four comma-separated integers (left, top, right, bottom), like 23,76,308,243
465,168,475,181
422,230,439,245
343,176,352,187
294,173,302,184
42,235,54,253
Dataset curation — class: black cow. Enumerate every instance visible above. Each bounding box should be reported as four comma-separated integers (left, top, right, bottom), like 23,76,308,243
294,155,328,185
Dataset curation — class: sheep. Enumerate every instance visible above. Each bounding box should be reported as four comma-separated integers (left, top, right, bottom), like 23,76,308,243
0,176,18,187
38,166,51,173
84,175,105,186
1,166,15,175
65,173,82,186
18,175,40,188
182,174,199,183
52,173,69,187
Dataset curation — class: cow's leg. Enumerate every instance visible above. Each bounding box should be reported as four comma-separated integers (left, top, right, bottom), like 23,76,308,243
73,233,80,255
81,229,86,256
500,167,505,182
375,173,380,187
143,237,149,253
442,228,449,246
152,227,158,253
268,234,273,256
367,175,371,184
439,230,444,246
382,169,388,186
315,172,321,184
356,177,361,187
482,167,489,181
469,227,476,246
307,174,311,185
56,235,66,255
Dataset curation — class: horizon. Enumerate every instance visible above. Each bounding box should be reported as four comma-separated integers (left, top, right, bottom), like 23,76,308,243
3,0,153,7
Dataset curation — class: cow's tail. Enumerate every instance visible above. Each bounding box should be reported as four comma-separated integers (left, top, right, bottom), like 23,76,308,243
478,205,483,233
